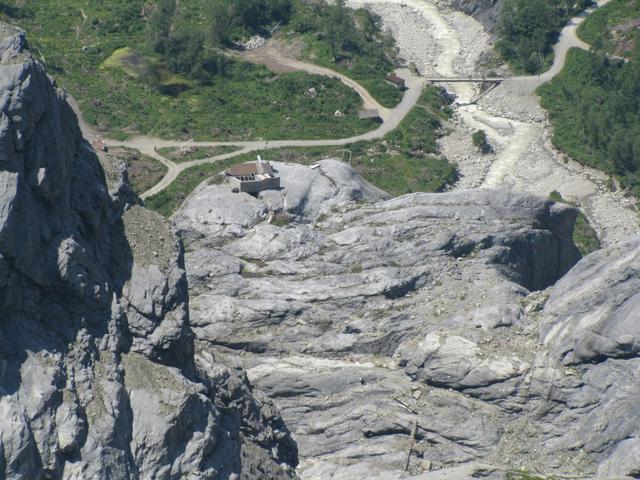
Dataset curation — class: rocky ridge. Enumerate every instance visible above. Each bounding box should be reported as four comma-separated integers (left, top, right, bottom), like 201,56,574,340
434,0,503,31
176,159,640,479
0,26,297,479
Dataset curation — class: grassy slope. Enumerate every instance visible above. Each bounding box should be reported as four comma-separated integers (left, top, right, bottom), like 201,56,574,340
146,86,457,216
158,146,241,163
108,146,168,195
293,5,402,108
0,0,384,141
578,0,640,57
538,47,640,194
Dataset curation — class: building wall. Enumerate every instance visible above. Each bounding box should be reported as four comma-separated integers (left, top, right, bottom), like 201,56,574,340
230,176,281,193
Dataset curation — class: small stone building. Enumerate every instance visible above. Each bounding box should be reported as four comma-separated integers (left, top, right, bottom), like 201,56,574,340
225,158,280,193
384,73,406,90
358,109,382,122
91,137,108,152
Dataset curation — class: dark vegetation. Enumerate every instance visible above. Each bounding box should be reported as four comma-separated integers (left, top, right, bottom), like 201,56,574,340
578,0,640,57
109,146,168,195
290,0,401,107
0,0,398,139
146,86,457,216
472,130,491,154
549,191,601,256
146,0,293,86
538,48,640,195
497,0,591,73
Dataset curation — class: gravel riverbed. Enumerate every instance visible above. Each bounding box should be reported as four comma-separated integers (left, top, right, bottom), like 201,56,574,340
348,0,639,246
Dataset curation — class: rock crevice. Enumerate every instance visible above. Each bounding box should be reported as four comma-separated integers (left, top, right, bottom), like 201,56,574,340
0,26,297,480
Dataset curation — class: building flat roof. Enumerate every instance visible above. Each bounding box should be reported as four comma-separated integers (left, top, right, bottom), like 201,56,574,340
385,74,406,86
227,161,274,177
358,109,381,119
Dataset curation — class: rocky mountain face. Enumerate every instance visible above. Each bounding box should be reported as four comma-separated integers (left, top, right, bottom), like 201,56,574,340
436,0,503,31
0,25,297,479
177,160,640,479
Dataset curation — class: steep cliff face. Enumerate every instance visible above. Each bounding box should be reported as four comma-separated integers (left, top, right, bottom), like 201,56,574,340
0,26,297,479
175,161,601,478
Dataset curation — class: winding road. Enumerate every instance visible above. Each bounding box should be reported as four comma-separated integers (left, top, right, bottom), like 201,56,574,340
103,67,424,199
76,0,613,202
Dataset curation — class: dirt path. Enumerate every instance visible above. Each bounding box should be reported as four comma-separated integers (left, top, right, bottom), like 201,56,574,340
73,0,638,244
351,0,636,246
235,39,387,114
105,67,424,199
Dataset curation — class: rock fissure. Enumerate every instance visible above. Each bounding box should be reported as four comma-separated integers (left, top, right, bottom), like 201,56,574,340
0,26,298,480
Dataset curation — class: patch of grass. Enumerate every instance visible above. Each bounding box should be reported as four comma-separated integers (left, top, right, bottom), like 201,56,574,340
107,131,133,141
573,212,601,257
158,146,242,163
549,191,601,256
506,472,551,480
349,264,363,273
145,86,458,217
578,0,640,57
240,270,268,279
538,48,640,196
108,146,168,195
291,0,402,108
349,86,457,195
101,47,149,79
271,213,292,227
0,1,377,141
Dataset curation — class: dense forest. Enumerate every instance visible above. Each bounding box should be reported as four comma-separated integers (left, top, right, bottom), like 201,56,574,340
496,0,591,73
539,48,640,194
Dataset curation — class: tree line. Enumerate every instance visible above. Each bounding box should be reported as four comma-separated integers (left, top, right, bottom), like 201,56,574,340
497,0,591,73
146,0,293,84
539,48,640,194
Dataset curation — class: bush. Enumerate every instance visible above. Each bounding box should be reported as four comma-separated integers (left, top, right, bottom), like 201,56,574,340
472,130,491,154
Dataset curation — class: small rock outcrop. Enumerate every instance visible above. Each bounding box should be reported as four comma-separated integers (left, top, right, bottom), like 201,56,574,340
0,26,297,479
436,0,504,31
176,160,613,478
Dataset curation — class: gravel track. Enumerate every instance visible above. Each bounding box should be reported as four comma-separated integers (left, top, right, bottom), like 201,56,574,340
100,66,424,200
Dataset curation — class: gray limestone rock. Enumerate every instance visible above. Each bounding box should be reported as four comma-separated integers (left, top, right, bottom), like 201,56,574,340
542,237,640,365
177,165,604,478
0,26,297,479
436,0,504,31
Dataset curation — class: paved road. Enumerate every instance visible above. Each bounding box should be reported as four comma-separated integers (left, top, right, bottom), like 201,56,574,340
74,0,612,200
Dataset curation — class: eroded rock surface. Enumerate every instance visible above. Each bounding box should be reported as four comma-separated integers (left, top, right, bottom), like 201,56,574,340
174,159,640,479
436,0,503,31
0,26,297,479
